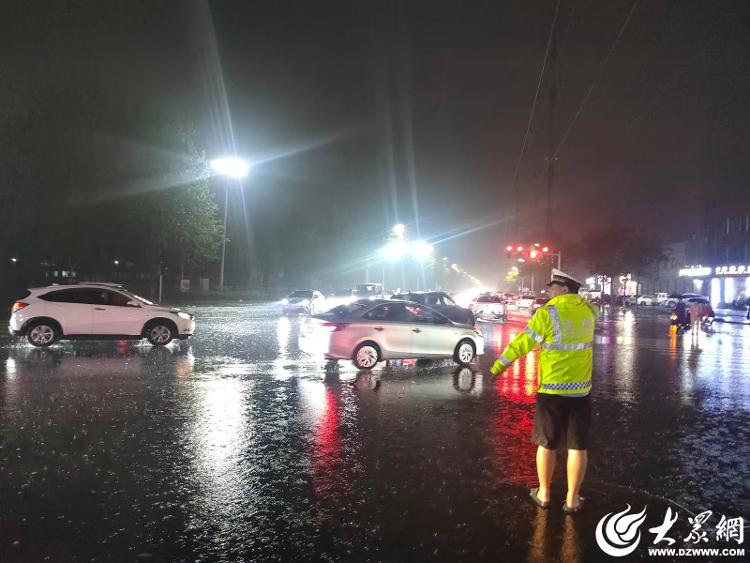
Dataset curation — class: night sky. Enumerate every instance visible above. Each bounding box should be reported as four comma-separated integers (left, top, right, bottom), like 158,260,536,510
3,1,750,283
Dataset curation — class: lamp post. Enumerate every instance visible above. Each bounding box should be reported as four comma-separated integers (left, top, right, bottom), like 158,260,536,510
210,157,251,292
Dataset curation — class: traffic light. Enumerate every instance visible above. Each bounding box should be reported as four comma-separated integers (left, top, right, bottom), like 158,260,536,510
505,242,553,262
505,242,552,264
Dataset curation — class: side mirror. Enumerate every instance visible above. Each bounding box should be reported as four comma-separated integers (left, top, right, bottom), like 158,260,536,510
126,300,141,307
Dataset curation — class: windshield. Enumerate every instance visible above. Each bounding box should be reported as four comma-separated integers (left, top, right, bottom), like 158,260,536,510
355,284,382,295
289,290,313,298
333,289,352,297
321,303,366,317
477,295,503,303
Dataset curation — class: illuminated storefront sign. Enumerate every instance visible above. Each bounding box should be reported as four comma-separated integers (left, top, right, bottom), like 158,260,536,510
679,265,750,277
714,265,749,275
678,266,712,277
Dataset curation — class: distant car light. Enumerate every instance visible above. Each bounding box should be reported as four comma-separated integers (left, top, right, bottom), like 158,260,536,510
281,298,289,305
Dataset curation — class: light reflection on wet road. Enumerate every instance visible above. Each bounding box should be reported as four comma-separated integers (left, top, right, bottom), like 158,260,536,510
1,304,748,561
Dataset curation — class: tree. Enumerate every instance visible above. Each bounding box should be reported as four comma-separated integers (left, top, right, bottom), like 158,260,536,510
0,89,222,294
577,224,666,302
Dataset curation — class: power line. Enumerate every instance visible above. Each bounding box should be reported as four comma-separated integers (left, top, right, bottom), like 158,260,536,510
509,0,561,238
550,1,639,163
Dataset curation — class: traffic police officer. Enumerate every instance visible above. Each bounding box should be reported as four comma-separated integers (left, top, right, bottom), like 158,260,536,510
491,269,598,513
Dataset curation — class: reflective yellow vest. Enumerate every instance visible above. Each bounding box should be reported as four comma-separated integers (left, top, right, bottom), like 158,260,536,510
495,293,599,395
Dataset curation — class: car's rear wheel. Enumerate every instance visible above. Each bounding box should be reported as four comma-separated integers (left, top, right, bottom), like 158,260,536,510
146,322,175,346
454,339,476,366
27,321,59,347
353,342,380,370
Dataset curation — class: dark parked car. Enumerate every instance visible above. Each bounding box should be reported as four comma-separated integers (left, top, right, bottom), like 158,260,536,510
390,291,474,325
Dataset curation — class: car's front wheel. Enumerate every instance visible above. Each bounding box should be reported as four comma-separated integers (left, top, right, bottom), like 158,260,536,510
353,342,380,370
145,321,175,346
454,339,476,366
26,321,60,347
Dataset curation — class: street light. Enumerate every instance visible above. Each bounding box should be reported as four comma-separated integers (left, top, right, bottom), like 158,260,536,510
410,240,434,260
210,156,251,292
210,157,250,179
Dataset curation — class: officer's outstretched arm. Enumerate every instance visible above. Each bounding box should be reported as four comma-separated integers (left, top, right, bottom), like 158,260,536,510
490,310,550,375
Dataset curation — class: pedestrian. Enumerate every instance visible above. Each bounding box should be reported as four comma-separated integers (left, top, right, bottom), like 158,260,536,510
689,300,703,334
701,301,715,329
490,269,598,513
673,297,688,331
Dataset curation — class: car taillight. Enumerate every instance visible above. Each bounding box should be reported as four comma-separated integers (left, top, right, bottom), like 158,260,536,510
11,301,28,314
321,322,349,332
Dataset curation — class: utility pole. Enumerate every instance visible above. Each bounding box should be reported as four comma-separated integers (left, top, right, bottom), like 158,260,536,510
545,24,559,237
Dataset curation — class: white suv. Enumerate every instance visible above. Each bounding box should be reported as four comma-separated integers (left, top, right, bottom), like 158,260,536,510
9,283,196,347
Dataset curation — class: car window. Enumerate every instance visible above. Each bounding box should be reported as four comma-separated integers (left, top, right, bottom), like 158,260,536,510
72,289,107,304
364,303,408,322
405,304,448,324
477,295,502,303
102,291,131,307
425,294,441,306
39,289,77,303
290,290,313,299
441,294,456,306
325,303,362,317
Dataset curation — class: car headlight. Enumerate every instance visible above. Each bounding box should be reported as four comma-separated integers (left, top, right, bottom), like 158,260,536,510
300,299,310,306
177,311,192,320
281,298,289,305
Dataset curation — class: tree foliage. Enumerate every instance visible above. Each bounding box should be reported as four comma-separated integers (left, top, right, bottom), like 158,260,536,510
576,224,666,297
0,90,222,282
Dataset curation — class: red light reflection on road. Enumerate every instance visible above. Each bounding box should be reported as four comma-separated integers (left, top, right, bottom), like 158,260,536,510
313,387,342,477
490,322,538,404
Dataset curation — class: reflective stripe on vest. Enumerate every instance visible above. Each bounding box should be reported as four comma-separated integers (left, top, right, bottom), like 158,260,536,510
547,305,562,344
524,326,544,343
540,380,592,391
541,342,593,351
545,303,594,350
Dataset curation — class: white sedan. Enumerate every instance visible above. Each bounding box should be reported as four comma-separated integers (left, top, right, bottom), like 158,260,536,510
637,294,658,306
299,300,484,369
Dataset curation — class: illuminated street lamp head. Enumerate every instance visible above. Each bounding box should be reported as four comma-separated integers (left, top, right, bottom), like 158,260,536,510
392,223,406,238
379,240,408,261
411,240,434,260
210,157,251,179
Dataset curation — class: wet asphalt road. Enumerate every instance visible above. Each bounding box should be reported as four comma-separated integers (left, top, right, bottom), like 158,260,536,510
1,304,749,562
